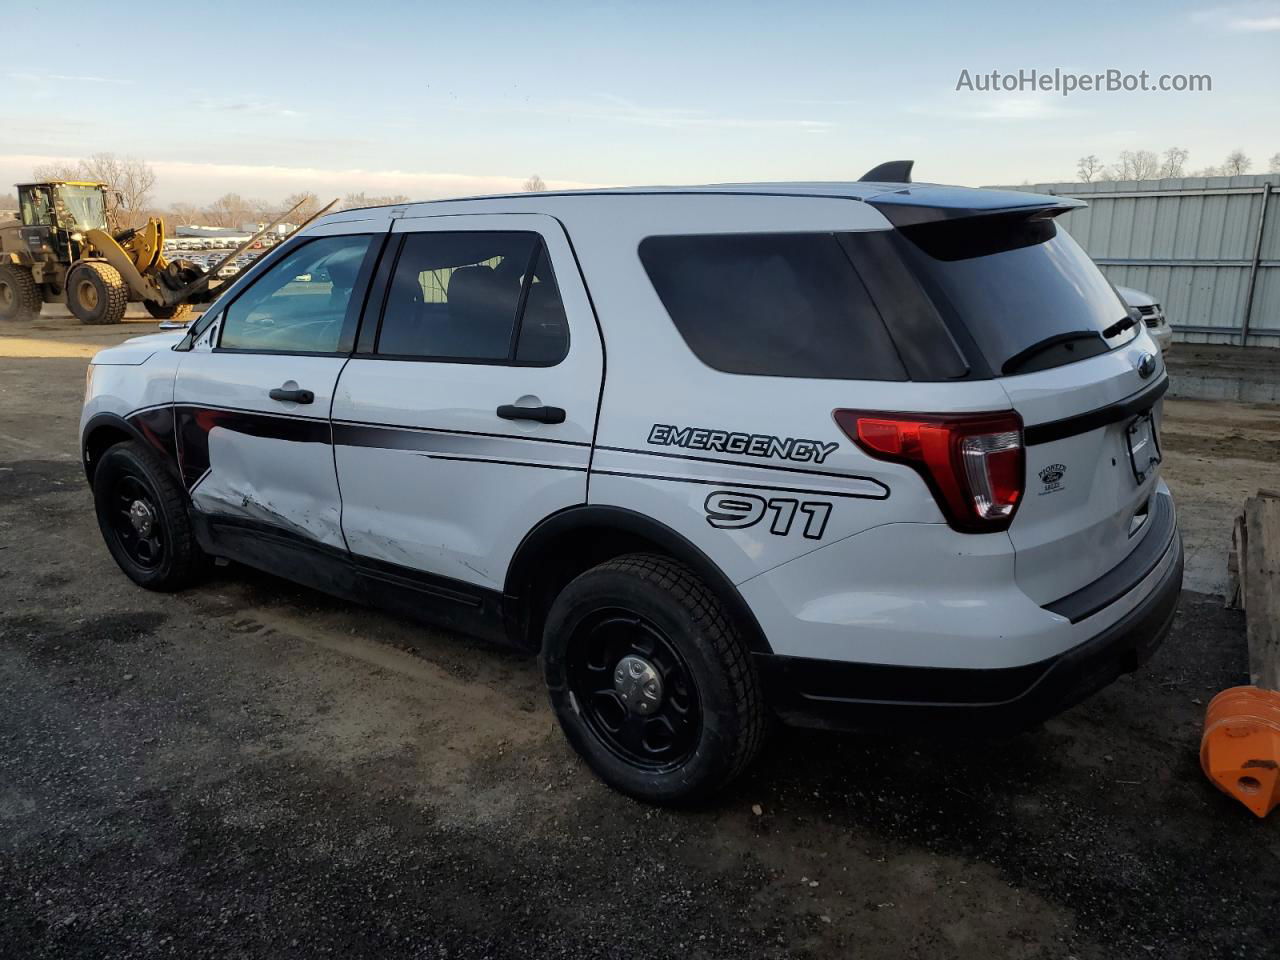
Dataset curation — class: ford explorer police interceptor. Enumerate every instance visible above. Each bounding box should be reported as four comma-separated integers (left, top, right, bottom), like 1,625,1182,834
80,170,1183,802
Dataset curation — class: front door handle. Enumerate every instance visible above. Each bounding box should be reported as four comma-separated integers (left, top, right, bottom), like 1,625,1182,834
496,404,565,424
269,386,315,404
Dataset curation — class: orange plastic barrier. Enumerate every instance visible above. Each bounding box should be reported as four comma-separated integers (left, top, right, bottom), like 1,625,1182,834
1200,685,1280,819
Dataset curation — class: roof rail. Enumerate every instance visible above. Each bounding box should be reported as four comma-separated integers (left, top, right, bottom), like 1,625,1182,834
858,161,913,184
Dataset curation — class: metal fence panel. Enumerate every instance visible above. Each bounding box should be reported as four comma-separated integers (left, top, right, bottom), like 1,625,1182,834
992,175,1278,346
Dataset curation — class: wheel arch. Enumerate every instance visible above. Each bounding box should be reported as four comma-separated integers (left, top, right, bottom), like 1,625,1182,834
82,412,181,488
502,504,773,656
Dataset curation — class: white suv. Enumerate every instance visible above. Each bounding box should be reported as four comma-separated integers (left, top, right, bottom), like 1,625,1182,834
1116,285,1174,353
80,173,1183,802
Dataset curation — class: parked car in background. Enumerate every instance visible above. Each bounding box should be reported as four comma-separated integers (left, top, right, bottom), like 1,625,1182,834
1117,285,1173,353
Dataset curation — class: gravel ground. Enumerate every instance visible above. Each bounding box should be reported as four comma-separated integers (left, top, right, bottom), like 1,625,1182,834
1,318,1278,959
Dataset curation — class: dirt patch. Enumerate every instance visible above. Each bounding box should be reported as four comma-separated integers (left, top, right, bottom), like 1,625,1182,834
0,611,170,669
0,460,86,501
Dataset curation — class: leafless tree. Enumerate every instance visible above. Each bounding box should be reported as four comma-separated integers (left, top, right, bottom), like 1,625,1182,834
1270,153,1280,174
1160,147,1189,179
280,191,320,223
0,192,17,211
206,193,254,228
168,202,202,226
30,154,157,227
80,154,157,227
523,174,547,193
31,160,82,182
1223,150,1251,175
342,192,410,209
1076,155,1103,183
1112,150,1161,181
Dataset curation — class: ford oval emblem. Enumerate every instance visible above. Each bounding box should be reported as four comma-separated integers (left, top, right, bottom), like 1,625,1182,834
1039,464,1065,484
1136,352,1157,379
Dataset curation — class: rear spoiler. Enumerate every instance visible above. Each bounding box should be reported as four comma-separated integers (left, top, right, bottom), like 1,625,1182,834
871,194,1089,261
869,195,1086,229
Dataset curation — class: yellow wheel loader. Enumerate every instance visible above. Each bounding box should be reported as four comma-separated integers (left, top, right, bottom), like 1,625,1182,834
0,181,324,325
0,180,211,324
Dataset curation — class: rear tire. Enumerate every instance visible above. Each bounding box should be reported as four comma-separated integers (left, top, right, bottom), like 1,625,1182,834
92,441,202,591
542,554,765,804
143,300,192,322
68,261,128,325
0,263,41,322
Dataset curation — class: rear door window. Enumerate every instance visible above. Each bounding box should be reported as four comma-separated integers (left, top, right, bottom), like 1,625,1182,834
376,231,569,365
639,233,908,381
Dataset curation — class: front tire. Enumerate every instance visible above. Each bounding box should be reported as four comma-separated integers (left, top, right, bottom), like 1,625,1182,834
0,263,41,322
92,441,202,591
68,261,128,325
543,554,765,804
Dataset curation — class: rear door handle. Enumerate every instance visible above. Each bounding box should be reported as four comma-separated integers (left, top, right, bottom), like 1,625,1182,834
269,386,315,404
496,404,565,424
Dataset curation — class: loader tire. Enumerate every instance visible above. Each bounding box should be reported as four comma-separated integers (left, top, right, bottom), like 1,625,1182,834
143,300,193,322
68,261,128,325
0,263,42,322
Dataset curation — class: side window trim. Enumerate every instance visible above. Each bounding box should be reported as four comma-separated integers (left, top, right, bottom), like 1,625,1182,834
213,232,383,357
504,241,545,361
355,233,402,355
359,229,569,368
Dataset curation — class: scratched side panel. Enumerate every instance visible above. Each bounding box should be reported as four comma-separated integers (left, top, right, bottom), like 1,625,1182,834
173,353,348,549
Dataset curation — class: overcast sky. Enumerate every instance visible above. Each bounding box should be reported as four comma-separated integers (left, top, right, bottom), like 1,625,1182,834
3,0,1277,205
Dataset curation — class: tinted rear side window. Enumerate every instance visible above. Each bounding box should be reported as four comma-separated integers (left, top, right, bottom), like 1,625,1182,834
639,233,907,381
376,231,569,365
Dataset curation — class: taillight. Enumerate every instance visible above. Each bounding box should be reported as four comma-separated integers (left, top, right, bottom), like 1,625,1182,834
833,409,1025,532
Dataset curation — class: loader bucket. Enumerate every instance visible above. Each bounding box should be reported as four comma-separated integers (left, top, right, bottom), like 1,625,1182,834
1200,686,1280,819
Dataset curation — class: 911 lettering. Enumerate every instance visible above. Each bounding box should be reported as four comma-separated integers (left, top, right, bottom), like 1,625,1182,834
704,491,832,540
649,423,839,465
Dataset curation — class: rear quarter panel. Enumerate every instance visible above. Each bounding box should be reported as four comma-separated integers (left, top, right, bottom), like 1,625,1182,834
556,195,1015,585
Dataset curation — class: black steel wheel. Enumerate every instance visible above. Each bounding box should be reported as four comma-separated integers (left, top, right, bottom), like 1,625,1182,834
566,609,702,772
107,472,166,569
543,554,765,804
92,441,202,591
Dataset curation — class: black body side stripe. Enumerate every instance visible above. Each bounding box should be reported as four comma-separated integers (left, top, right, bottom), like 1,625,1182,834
595,444,865,482
414,453,586,472
332,418,590,447
125,402,591,492
1025,377,1168,446
329,422,588,458
591,469,890,500
172,405,331,489
173,401,329,424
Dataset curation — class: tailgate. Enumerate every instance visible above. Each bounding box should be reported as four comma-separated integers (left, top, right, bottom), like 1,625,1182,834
1001,346,1168,606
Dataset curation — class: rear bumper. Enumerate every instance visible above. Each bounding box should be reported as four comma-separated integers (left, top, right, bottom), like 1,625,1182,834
756,522,1183,733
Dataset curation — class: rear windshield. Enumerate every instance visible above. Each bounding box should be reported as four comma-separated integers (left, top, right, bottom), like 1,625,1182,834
889,213,1140,376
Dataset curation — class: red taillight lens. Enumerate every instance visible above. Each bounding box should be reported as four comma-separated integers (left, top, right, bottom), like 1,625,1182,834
833,409,1025,532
